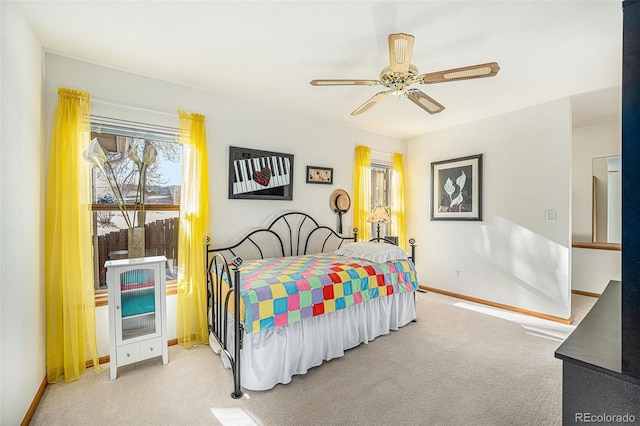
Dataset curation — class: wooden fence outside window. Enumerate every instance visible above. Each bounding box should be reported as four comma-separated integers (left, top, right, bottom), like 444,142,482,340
95,217,179,289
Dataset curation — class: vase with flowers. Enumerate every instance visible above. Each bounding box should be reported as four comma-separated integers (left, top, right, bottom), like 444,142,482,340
83,138,157,259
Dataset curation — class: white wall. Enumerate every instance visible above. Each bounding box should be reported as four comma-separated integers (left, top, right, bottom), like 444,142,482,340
43,54,403,356
572,248,621,294
0,3,45,424
405,98,573,319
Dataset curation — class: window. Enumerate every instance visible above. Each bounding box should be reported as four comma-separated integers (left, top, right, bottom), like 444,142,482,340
89,131,182,291
370,163,392,237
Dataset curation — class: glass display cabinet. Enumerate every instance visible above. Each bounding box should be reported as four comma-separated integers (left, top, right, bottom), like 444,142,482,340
106,256,168,380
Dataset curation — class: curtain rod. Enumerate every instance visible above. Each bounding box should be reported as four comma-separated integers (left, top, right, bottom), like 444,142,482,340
91,97,178,117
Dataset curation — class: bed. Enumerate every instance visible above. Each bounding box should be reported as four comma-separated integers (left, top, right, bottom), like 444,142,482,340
205,211,418,397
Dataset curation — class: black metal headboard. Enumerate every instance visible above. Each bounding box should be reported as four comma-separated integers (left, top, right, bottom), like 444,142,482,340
210,212,358,262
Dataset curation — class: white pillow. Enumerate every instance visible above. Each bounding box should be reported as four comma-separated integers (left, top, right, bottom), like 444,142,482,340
333,242,408,263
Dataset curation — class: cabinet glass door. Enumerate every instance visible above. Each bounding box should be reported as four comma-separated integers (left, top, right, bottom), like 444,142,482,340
117,267,158,341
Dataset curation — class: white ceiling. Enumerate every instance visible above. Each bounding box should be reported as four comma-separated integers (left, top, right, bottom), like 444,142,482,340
17,0,623,139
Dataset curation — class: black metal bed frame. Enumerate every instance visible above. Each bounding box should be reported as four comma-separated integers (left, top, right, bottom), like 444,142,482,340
205,211,415,398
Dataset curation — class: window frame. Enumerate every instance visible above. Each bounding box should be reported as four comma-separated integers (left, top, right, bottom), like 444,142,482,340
370,162,393,238
88,123,182,304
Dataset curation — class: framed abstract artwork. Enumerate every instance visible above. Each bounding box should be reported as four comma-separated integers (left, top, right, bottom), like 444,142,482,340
431,154,483,221
228,146,294,200
306,166,333,184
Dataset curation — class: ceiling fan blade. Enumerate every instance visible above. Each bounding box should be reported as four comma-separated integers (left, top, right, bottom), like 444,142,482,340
418,62,500,84
406,89,445,114
310,79,379,86
388,33,415,73
351,91,392,116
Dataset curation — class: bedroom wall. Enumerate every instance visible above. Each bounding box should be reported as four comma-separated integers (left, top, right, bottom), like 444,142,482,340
43,53,403,356
405,98,572,320
571,119,621,294
0,3,46,424
571,248,620,295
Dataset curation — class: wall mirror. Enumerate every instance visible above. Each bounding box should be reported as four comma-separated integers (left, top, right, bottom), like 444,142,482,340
592,155,621,243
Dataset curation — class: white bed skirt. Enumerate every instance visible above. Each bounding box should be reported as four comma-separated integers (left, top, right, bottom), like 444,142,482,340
209,291,416,391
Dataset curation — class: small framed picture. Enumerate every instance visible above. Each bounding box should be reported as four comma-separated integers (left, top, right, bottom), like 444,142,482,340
431,154,483,221
306,166,333,184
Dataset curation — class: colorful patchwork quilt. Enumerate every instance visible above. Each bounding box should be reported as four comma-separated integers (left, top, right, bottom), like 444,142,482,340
236,254,419,334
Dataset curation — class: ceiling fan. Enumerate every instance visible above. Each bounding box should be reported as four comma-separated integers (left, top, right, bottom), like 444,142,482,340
310,33,500,116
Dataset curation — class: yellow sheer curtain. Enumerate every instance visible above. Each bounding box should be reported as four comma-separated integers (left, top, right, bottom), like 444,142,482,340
392,153,407,250
177,111,211,348
45,88,101,383
353,145,371,242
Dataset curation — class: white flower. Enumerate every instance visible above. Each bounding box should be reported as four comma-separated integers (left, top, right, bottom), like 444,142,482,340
142,144,157,166
450,193,464,208
127,145,142,169
456,170,466,192
82,138,107,174
444,177,455,202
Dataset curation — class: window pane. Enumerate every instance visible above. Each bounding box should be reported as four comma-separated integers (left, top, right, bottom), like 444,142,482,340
93,210,179,289
90,134,182,206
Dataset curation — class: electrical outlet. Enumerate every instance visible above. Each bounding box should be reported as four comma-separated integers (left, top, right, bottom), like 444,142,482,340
456,269,461,278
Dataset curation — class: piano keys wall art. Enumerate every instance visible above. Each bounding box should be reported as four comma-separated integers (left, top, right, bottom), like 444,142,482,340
228,146,294,200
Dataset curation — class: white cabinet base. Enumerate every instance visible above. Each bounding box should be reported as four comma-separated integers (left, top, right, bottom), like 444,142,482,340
106,256,168,380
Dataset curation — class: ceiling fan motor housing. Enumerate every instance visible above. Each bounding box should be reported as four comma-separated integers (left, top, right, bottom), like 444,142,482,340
379,64,420,93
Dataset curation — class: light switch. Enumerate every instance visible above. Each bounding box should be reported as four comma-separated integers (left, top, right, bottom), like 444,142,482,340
545,210,556,222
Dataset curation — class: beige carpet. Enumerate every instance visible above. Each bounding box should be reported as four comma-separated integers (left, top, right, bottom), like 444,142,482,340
30,292,596,426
